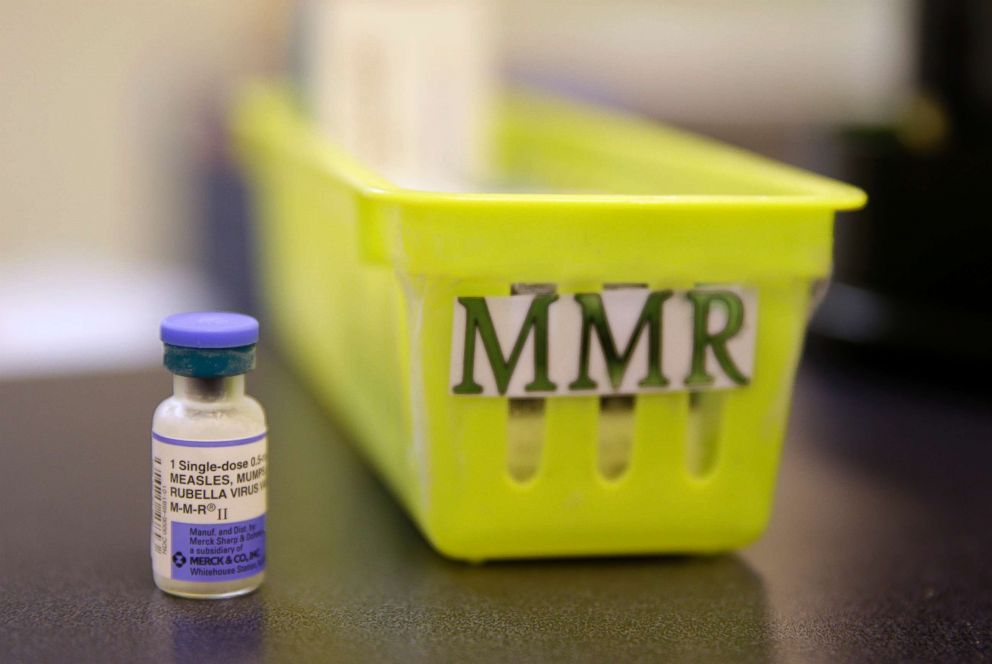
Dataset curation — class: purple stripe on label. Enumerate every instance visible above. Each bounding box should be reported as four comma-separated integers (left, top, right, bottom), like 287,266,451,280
171,515,266,582
152,431,266,447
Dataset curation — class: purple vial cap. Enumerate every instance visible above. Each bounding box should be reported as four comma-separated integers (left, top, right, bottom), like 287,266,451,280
160,311,259,349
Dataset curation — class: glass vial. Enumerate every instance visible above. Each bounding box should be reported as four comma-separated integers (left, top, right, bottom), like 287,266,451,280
152,312,267,599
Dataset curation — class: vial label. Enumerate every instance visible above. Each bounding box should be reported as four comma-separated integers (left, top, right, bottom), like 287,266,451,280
151,432,267,582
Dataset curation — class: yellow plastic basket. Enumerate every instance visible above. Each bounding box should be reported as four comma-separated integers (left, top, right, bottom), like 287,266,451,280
234,84,865,561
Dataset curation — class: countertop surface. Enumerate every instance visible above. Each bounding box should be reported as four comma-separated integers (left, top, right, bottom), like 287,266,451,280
1,349,990,663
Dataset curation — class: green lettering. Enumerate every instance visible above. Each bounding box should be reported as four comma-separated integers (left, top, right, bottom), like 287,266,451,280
684,290,748,387
569,291,672,391
453,294,559,395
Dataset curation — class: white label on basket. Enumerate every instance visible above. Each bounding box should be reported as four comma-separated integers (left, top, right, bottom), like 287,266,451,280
450,286,757,397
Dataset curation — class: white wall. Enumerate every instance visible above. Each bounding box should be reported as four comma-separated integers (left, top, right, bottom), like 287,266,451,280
504,0,917,127
0,0,287,267
0,1,288,377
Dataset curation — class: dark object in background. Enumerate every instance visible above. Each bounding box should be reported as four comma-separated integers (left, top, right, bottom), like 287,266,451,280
816,0,992,365
203,109,259,316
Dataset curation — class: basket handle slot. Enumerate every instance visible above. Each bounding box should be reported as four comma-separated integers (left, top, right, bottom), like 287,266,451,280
686,391,724,478
507,398,545,483
598,395,635,481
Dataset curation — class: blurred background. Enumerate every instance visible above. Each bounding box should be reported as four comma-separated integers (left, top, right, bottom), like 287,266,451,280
1,0,988,379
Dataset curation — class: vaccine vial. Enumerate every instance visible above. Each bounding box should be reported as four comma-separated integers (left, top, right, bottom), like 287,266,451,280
151,312,267,599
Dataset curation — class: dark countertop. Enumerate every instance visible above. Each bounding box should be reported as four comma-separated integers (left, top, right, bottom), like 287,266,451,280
1,349,990,663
